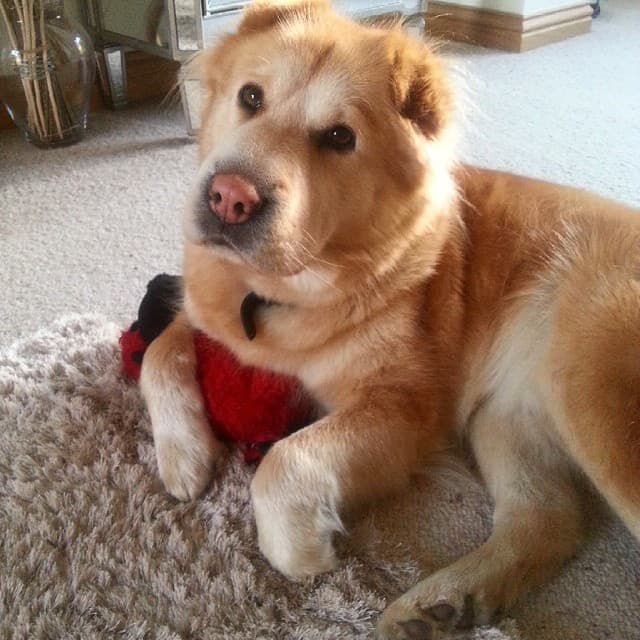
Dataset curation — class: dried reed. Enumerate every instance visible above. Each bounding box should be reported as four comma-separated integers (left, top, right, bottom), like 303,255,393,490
1,0,74,142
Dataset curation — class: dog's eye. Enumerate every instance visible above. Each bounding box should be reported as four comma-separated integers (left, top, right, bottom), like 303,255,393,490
239,83,264,113
318,125,356,152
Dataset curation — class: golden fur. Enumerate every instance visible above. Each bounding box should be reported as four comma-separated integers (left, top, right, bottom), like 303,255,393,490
140,1,640,636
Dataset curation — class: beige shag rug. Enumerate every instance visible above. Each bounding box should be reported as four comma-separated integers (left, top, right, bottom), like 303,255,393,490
1,315,639,639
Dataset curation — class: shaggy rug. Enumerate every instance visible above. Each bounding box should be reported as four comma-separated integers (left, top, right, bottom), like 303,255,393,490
1,316,639,639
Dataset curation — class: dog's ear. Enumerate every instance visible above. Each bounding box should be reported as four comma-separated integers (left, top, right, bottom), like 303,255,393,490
238,0,330,34
389,36,452,139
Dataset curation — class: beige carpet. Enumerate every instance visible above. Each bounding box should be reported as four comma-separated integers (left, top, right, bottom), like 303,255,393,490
1,1,640,638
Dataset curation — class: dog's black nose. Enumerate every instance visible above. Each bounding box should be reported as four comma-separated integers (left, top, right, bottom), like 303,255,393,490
208,173,263,224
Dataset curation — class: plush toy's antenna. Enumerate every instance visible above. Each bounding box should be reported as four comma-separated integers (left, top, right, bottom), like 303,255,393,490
240,291,267,341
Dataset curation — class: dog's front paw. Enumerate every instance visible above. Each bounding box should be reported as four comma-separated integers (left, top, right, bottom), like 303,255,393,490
141,356,225,501
250,438,341,579
155,423,224,500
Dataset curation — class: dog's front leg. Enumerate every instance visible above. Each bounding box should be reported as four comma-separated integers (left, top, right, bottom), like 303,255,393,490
251,391,440,580
140,312,225,500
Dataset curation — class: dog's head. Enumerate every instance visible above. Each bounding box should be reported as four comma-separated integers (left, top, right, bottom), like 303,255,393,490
185,0,455,298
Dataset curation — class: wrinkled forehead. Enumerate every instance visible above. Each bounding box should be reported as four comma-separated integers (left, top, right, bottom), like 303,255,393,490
233,26,388,126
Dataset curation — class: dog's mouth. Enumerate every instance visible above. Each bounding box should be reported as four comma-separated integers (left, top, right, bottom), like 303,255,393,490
194,199,308,276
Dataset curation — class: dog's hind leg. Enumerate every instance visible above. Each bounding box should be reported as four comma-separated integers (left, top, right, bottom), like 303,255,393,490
542,275,640,541
140,312,225,500
377,405,585,639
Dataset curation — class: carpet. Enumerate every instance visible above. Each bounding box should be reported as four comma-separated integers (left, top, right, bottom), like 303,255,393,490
1,316,639,639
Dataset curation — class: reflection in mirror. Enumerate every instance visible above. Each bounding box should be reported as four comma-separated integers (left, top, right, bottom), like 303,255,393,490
98,0,169,48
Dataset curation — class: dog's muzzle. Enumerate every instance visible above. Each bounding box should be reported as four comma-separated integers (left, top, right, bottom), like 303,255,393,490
194,168,274,253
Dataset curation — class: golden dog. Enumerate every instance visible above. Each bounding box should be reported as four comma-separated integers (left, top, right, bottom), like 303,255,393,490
140,1,640,636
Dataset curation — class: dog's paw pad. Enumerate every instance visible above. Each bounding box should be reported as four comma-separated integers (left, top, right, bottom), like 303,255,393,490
396,619,433,639
420,594,475,631
423,603,456,624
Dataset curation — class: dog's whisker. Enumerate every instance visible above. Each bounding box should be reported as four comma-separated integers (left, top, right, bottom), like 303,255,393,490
292,241,344,278
295,236,345,270
284,242,342,291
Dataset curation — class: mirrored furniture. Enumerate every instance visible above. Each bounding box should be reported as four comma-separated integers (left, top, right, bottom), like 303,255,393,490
87,0,424,133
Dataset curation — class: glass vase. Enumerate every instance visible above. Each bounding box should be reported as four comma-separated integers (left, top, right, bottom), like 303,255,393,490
0,0,96,148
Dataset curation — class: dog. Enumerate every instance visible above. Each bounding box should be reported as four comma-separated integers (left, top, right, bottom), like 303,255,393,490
140,1,640,636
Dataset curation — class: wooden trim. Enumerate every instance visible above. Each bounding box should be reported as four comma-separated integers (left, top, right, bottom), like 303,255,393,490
524,4,592,31
521,16,591,51
426,1,592,52
1,51,180,132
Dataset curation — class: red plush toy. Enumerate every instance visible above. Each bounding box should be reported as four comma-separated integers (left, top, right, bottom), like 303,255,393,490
121,274,315,463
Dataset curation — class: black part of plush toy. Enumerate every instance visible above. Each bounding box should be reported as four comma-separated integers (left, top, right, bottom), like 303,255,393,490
134,273,184,344
120,273,318,463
